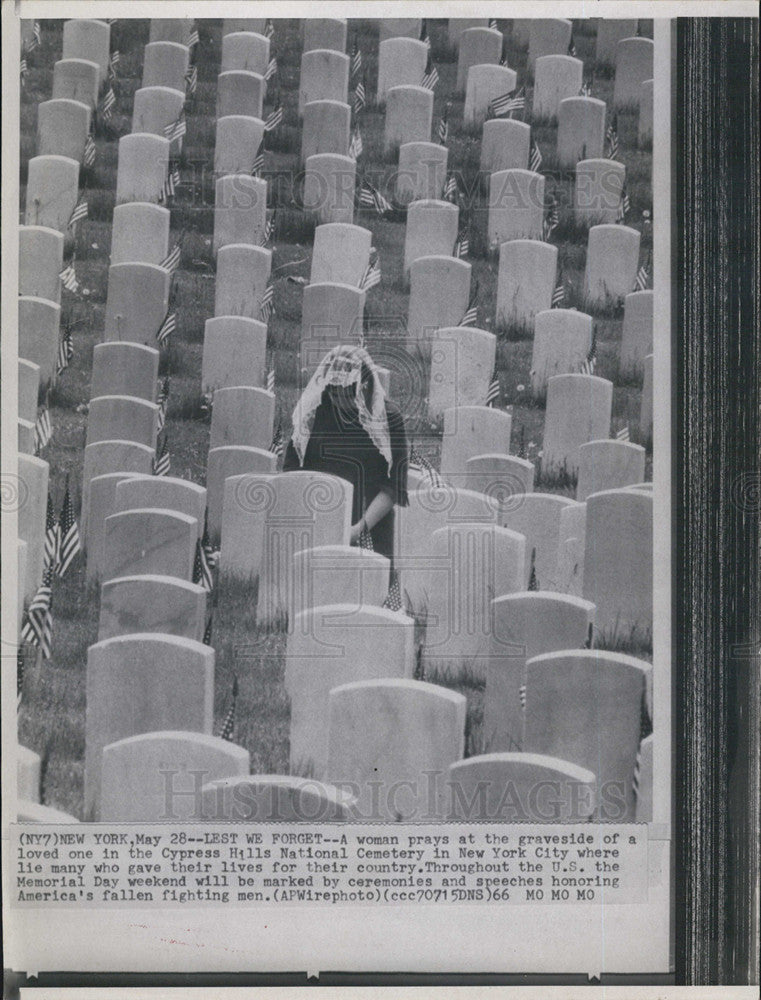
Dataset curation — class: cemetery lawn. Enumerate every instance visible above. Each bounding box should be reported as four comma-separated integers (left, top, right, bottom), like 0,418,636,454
19,18,653,818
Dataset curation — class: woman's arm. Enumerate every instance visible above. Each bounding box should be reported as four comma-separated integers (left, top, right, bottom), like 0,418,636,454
349,490,394,544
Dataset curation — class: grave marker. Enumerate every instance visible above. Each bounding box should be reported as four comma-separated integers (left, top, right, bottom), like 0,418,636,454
209,386,275,451
24,155,79,232
396,142,449,206
384,85,434,154
557,97,606,168
528,19,573,70
98,576,207,642
91,343,159,404
218,473,275,581
541,374,613,478
402,199,458,277
37,98,91,161
206,446,277,541
464,453,536,498
291,545,390,623
19,226,64,302
103,508,198,582
62,18,110,83
480,119,531,175
52,58,99,108
110,203,170,266
215,115,266,176
301,282,365,355
104,263,170,346
310,223,372,286
584,224,641,304
303,153,356,224
114,475,207,537
407,255,471,340
574,158,626,226
427,326,497,419
639,79,654,146
213,175,268,252
533,55,583,119
132,87,186,153
201,317,267,394
217,70,265,120
530,308,594,395
488,169,545,246
86,395,158,450
456,27,503,92
215,244,272,319
18,296,60,384
221,31,270,75
82,442,155,535
18,454,48,601
301,100,350,164
299,50,349,114
576,439,647,502
500,492,580,591
116,134,170,205
440,405,512,477
85,473,140,577
18,359,41,424
614,37,654,108
303,19,347,54
595,19,639,66
620,289,654,376
377,38,429,104
380,19,423,43
464,65,518,125
142,41,190,92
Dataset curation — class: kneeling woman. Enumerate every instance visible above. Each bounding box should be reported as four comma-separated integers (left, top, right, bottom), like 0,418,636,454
283,345,408,562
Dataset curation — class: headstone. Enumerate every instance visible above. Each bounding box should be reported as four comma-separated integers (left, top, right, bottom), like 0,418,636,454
99,576,207,642
82,444,155,539
201,317,267,393
377,38,429,104
464,453,535,499
327,679,467,820
223,19,267,37
36,99,91,161
52,58,99,108
584,224,641,304
310,223,372,286
485,592,595,753
62,18,110,82
24,156,79,232
18,359,41,424
620,289,654,376
216,70,265,120
395,143,449,206
635,733,654,822
132,87,186,154
214,115,266,176
407,256,471,340
206,446,277,541
523,649,651,821
114,475,207,537
218,473,274,581
383,86,433,155
85,473,141,579
214,244,272,319
115,134,170,205
149,19,194,46
448,19,490,47
641,353,654,439
209,386,275,450
488,169,545,246
18,802,80,823
511,19,532,48
17,745,41,803
497,239,558,329
287,604,415,777
256,472,354,625
427,326,497,419
396,486,499,611
638,79,654,146
301,100,350,164
582,488,653,641
85,633,214,818
19,226,64,302
422,524,526,679
103,263,170,346
86,395,158,450
533,55,583,120
402,200,458,277
440,405,513,477
91,343,159,403
221,31,270,75
213,175,268,252
557,97,606,168
447,752,597,822
291,545,390,623
500,492,580,591
576,439,647,502
100,731,249,822
18,454,48,601
201,775,356,822
110,203,170,266
301,282,365,362
18,296,60,384
303,19,347,54
302,153,356,225
528,19,573,70
380,19,423,43
614,37,654,108
298,50,349,114
530,308,594,395
541,374,613,478
556,501,587,597
464,65,518,125
456,28,503,92
103,508,197,582
18,419,35,456
574,158,626,226
595,19,639,66
141,41,190,92
480,119,531,175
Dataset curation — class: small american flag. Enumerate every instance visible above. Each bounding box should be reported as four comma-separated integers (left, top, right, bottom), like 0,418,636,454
606,114,619,159
359,180,392,216
443,172,459,203
188,25,200,49
193,537,214,591
266,367,276,393
35,404,53,454
382,572,406,613
251,141,265,176
617,183,631,224
263,105,283,132
489,18,499,29
25,21,41,53
83,133,97,167
460,280,480,327
634,251,652,291
437,102,451,145
156,310,176,347
67,200,88,230
350,34,362,78
59,259,79,294
265,19,275,39
260,282,275,322
568,34,576,57
519,684,527,710
20,59,28,84
156,375,170,432
98,86,116,120
264,56,278,82
616,426,631,442
163,113,187,143
353,76,366,116
108,49,120,80
57,479,81,577
44,493,60,570
185,63,198,96
202,508,218,572
542,194,559,241
269,421,284,458
552,265,565,307
261,210,276,246
158,165,179,204
453,227,469,258
153,435,170,476
203,615,213,645
56,323,74,375
489,85,525,118
486,369,500,407
527,547,539,591
348,125,363,161
419,20,430,50
360,248,381,290
218,676,238,741
579,328,598,376
160,240,182,273
421,53,439,91
21,568,54,659
410,446,443,489
529,136,543,173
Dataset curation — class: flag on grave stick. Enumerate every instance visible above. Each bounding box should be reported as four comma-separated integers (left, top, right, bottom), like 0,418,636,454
261,210,276,247
359,180,392,216
616,183,631,224
201,509,218,574
21,568,53,660
25,20,42,52
57,478,81,577
616,426,631,442
353,75,367,116
437,102,451,145
98,85,116,121
156,375,170,432
184,63,198,96
634,251,652,291
443,172,459,204
193,537,214,591
419,20,431,50
17,646,25,709
489,18,499,29
489,86,525,119
360,248,381,290
421,52,439,91
56,322,74,375
156,309,176,347
59,255,80,294
188,24,200,50
108,49,120,81
552,265,565,307
486,369,500,407
460,280,480,326
350,33,362,79
580,70,594,97
348,125,363,161
158,161,181,203
202,615,213,645
159,237,183,273
529,135,543,172
358,517,374,551
153,435,170,476
579,327,598,376
527,547,539,591
269,421,284,459
606,113,619,159
44,493,60,571
20,59,28,85
453,227,469,258
266,366,276,394
34,401,53,454
263,105,283,132
265,19,275,39
542,194,559,241
251,140,265,176
83,132,97,167
410,446,443,489
568,33,576,57
259,282,275,322
218,676,239,741
265,56,278,82
67,200,88,231
163,113,187,144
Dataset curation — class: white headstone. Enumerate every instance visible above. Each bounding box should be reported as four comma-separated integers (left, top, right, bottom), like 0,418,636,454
82,443,155,534
18,296,60,384
299,50,349,114
116,134,170,204
221,31,270,75
301,282,365,360
614,37,654,108
209,386,275,450
576,439,647,502
214,243,272,319
86,395,158,450
456,27,503,92
18,359,41,424
310,223,372,286
595,19,639,66
448,19,490,47
19,226,64,302
206,446,277,541
24,155,79,232
620,289,654,376
18,454,48,601
396,143,449,206
557,97,606,168
427,326,497,419
380,19,423,43
480,118,531,175
110,203,170,266
384,85,434,155
500,492,581,591
488,169,545,246
218,473,274,581
533,55,583,119
52,58,99,108
377,38,429,104
201,317,267,394
103,508,197,582
141,42,190,93
149,19,194,46
213,175,268,252
530,308,594,395
303,19,347,54
62,18,110,82
463,453,535,499
200,774,356,822
301,100,350,164
103,263,170,346
541,373,613,478
214,115,266,176
303,153,356,224
584,224,641,304
403,199,459,277
217,70,265,119
440,405,513,477
132,86,186,154
114,475,207,537
574,157,627,226
37,98,91,162
464,64,518,125
85,473,141,579
290,545,390,623
407,255,471,340
528,19,572,70
17,745,41,803
99,575,207,643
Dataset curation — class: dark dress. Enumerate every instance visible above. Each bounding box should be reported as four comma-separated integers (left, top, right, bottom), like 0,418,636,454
283,392,409,562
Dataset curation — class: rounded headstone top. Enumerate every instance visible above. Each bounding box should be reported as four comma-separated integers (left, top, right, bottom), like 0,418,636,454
576,157,627,170
450,751,596,783
217,113,266,126
387,84,433,97
491,591,596,613
19,294,60,309
89,631,213,654
547,372,613,389
588,222,641,238
304,152,356,167
303,98,351,111
526,647,652,674
102,574,207,593
219,68,265,81
560,96,606,110
579,438,646,455
29,153,80,169
293,602,414,627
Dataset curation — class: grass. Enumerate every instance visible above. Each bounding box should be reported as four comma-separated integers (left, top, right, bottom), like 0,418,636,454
18,17,653,819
